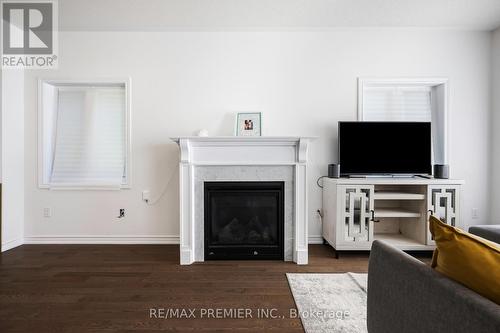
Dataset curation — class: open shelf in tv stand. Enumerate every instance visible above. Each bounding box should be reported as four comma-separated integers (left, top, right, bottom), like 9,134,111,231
321,177,464,258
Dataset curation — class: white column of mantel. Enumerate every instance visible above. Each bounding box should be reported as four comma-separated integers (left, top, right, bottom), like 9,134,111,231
179,139,195,265
294,138,310,264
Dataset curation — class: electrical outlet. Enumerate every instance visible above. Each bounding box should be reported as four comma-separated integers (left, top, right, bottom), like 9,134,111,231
117,209,125,219
43,207,51,218
471,208,479,219
142,190,150,203
316,209,323,223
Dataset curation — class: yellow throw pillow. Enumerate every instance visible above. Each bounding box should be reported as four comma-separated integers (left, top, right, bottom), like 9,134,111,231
429,215,500,304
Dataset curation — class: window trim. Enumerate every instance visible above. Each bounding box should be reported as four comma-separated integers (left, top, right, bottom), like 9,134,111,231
357,77,449,164
37,78,132,190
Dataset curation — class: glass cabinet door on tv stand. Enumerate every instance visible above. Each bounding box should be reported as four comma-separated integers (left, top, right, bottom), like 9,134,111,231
338,185,374,246
426,185,460,245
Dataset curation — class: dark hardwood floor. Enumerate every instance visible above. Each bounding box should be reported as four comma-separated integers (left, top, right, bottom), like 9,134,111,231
0,244,372,332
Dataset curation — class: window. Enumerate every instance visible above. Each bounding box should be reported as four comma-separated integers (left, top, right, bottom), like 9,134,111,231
360,86,432,122
38,80,131,189
358,78,448,164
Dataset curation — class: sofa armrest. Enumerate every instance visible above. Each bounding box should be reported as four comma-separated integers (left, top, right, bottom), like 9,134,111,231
367,240,500,333
468,225,500,244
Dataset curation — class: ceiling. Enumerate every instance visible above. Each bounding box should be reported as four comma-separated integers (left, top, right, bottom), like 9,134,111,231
58,0,500,31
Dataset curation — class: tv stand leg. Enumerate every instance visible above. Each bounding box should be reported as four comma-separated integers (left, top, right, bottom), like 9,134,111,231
335,250,340,259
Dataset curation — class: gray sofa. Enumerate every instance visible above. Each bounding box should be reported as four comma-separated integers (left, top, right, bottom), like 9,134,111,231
469,225,500,244
367,240,500,333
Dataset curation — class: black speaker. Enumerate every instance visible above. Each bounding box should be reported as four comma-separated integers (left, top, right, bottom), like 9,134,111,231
433,164,449,179
328,164,340,178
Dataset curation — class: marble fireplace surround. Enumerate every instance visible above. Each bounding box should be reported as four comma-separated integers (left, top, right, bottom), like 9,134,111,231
172,137,313,265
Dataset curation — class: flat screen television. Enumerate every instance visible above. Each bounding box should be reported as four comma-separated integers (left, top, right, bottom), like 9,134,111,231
338,121,432,176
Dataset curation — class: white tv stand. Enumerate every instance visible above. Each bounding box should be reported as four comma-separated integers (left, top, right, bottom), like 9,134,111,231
322,177,464,258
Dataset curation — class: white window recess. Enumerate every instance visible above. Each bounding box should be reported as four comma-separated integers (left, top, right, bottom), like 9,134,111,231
38,79,131,189
358,78,449,165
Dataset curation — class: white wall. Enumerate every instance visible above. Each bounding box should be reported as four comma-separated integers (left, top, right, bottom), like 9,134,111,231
2,69,25,251
491,28,500,223
22,29,492,242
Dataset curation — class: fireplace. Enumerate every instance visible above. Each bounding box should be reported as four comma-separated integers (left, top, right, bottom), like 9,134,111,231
204,181,284,260
174,136,312,265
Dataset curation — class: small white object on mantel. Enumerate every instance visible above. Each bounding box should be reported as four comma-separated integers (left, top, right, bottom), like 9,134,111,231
171,136,316,265
197,129,209,137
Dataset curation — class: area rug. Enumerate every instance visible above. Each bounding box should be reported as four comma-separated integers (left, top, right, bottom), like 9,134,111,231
286,273,368,333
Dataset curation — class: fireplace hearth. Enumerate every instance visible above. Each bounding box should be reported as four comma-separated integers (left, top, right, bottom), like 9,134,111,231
204,182,284,260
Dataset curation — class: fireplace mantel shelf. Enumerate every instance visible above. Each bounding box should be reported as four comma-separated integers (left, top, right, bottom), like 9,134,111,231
173,136,314,265
171,136,317,142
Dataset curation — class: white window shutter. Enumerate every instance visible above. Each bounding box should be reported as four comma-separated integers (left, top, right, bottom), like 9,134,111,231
362,86,432,122
51,87,126,185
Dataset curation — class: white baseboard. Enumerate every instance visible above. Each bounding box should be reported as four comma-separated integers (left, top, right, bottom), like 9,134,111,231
19,235,321,246
308,235,324,244
24,235,180,244
1,238,24,252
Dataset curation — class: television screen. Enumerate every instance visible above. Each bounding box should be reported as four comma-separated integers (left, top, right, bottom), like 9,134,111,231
338,122,432,176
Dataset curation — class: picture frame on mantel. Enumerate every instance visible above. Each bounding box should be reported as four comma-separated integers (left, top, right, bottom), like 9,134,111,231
235,112,262,136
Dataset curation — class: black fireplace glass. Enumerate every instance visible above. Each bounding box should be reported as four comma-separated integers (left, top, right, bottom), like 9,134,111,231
204,182,284,260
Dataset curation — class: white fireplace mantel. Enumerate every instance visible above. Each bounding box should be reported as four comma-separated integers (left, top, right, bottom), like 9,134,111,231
172,136,315,265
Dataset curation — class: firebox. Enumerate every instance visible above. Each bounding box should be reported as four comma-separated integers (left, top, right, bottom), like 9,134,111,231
204,181,284,260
